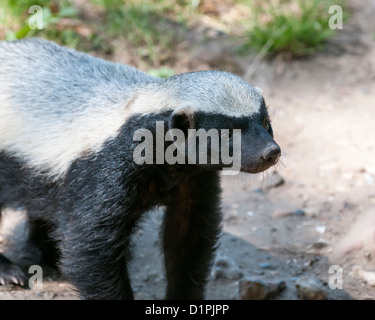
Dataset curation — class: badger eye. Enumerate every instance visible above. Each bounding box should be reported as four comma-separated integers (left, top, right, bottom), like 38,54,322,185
263,118,270,130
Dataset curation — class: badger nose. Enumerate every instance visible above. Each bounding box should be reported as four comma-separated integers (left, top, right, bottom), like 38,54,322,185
261,145,281,165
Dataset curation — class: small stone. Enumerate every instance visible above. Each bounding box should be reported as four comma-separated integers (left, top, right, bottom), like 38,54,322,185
304,207,318,218
259,262,274,269
293,209,306,216
295,277,327,300
246,211,254,217
272,209,305,218
315,226,326,234
312,238,330,249
343,202,356,210
239,278,286,300
364,251,372,261
253,270,265,276
213,255,243,280
272,210,293,218
303,258,319,269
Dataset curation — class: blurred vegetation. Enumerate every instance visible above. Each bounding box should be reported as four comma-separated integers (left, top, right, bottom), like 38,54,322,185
1,0,81,46
90,0,198,64
240,0,347,58
148,66,175,78
0,0,348,70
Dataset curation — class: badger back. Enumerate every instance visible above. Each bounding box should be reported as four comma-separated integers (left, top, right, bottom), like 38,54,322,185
0,38,158,179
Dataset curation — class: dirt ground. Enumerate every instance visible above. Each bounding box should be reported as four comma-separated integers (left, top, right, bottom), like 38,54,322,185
1,0,375,300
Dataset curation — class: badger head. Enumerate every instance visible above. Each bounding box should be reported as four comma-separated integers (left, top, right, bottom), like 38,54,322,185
165,71,281,174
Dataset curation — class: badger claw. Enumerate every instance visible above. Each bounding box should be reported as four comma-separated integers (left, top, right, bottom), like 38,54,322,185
0,254,26,287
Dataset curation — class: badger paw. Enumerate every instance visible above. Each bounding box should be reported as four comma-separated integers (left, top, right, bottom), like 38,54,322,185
0,254,26,287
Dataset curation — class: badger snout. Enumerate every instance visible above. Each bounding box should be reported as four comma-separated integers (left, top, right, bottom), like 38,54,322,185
241,140,281,174
261,144,281,167
255,142,281,172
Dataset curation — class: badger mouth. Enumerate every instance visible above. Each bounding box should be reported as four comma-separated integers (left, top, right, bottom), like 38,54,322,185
241,157,281,174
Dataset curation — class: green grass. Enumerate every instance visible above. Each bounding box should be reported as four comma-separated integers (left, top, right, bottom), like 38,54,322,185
1,0,349,64
240,0,347,58
148,66,174,78
1,0,79,44
5,0,52,16
92,0,194,64
0,0,193,65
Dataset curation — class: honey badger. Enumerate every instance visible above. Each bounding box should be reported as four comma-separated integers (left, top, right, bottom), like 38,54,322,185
0,38,281,299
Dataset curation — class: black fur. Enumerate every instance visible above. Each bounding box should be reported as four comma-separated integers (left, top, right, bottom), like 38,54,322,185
0,112,224,299
0,39,281,300
0,105,279,299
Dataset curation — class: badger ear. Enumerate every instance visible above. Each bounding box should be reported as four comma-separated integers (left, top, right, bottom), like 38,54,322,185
169,107,195,137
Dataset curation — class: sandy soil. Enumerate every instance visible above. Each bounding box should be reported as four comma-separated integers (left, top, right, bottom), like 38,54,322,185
1,0,375,300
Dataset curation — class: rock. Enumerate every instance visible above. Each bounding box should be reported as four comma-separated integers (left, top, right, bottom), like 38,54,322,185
272,209,306,218
312,238,330,249
293,209,306,216
302,256,320,270
272,210,292,218
258,262,274,270
239,278,286,300
212,255,243,280
295,277,327,300
253,270,265,276
364,251,372,261
351,266,375,286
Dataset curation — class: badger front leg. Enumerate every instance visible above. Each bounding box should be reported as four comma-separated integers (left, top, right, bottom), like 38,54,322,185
162,171,222,300
56,208,137,300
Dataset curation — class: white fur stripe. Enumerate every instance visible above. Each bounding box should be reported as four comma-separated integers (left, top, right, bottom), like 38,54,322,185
0,82,261,179
0,40,263,180
0,99,136,178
